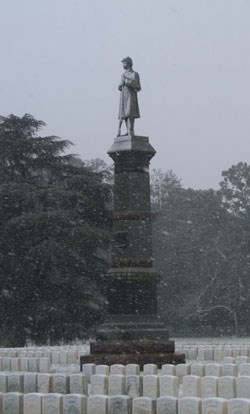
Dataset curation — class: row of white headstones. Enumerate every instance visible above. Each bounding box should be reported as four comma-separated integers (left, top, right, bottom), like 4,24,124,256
1,393,250,414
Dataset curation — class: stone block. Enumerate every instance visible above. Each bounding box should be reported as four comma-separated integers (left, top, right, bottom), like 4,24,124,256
10,358,20,372
228,398,250,414
159,375,178,397
3,392,23,414
133,397,156,414
110,364,126,375
52,374,69,394
23,373,37,393
69,374,88,395
0,373,8,393
82,364,96,383
39,357,50,373
143,364,157,375
126,364,140,376
42,393,63,414
63,394,87,414
96,365,110,376
222,364,237,377
161,364,176,376
201,376,218,398
109,374,126,395
183,375,201,397
191,364,205,377
126,375,142,398
202,397,227,414
143,375,159,399
88,395,109,414
91,374,108,395
109,395,132,414
178,397,202,414
37,374,52,393
236,376,250,398
157,396,177,414
28,358,39,373
8,373,24,392
218,376,236,399
23,393,43,414
205,363,222,377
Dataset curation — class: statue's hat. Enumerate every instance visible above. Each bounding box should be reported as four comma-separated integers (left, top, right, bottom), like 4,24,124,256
121,56,133,67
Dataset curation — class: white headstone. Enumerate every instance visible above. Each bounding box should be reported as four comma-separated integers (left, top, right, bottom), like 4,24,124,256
52,352,60,364
109,374,126,395
197,347,205,361
59,351,67,365
233,347,240,358
0,373,8,393
126,375,142,398
88,395,109,414
23,393,43,414
126,364,140,376
187,347,197,361
224,357,235,364
39,358,50,373
205,363,222,377
52,374,69,394
2,357,11,371
228,398,250,414
63,394,87,414
23,373,37,394
3,392,24,414
236,376,250,398
201,376,218,398
176,364,191,383
159,375,178,397
37,374,52,393
157,396,177,414
69,374,88,395
214,347,224,362
236,356,249,365
82,364,96,383
191,364,205,377
96,365,110,376
42,393,63,414
143,375,159,399
183,375,201,397
218,376,236,399
239,364,250,376
110,364,126,375
91,375,108,395
28,358,39,373
143,364,157,376
109,395,132,414
67,351,76,364
240,348,249,357
222,364,237,377
20,357,29,372
178,397,202,414
133,397,156,414
204,348,214,361
202,397,228,414
27,352,35,358
225,348,233,357
161,364,176,376
10,358,20,372
8,373,24,393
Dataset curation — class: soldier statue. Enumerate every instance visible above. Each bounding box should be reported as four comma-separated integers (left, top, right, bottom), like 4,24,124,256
117,57,141,137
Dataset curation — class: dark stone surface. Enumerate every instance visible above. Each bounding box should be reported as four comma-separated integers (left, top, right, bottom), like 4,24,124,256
90,339,175,354
80,352,185,369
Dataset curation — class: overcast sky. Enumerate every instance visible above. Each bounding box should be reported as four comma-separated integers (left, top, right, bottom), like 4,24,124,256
1,0,250,189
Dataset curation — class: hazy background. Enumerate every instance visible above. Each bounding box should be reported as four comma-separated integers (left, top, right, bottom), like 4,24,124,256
1,0,250,188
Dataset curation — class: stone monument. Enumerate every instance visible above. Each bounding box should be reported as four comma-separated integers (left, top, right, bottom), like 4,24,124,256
80,58,185,368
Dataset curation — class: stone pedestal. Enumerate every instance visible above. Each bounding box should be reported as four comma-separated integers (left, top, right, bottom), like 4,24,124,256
81,135,185,368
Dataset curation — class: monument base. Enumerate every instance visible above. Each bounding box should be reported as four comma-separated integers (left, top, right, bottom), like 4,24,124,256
80,339,185,369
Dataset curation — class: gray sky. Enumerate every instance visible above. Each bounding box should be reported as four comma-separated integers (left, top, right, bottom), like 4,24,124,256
1,0,250,189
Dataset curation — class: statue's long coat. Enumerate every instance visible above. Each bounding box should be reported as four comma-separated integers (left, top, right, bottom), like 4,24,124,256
118,69,141,120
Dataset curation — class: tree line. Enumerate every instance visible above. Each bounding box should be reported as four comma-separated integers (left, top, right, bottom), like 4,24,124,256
0,113,249,345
